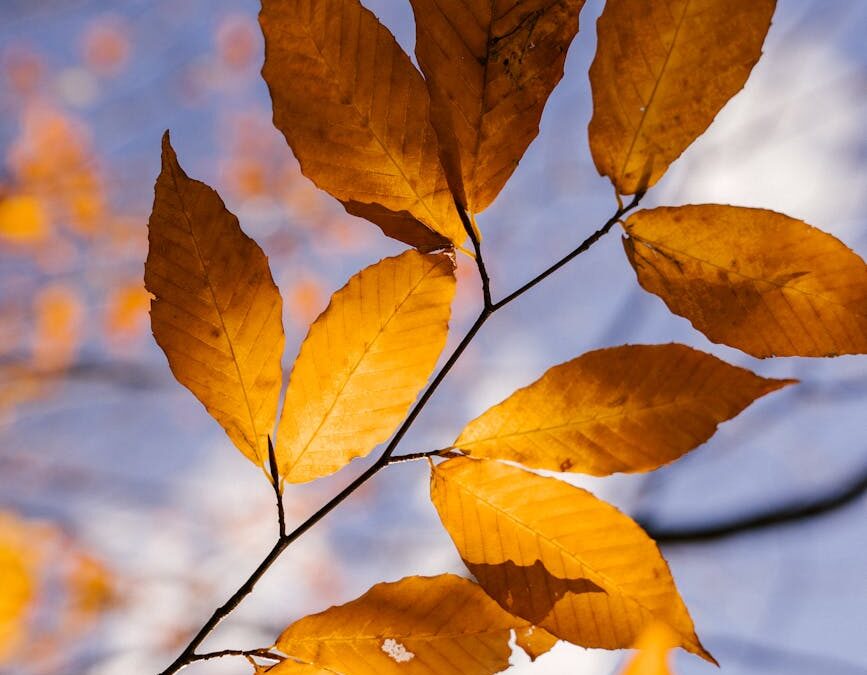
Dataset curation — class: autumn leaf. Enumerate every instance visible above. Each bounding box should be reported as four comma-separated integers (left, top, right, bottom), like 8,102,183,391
454,343,793,475
515,625,558,661
410,0,586,213
259,0,464,250
255,662,339,675
619,622,678,675
588,0,775,194
0,194,48,243
623,205,867,358
277,250,455,483
145,132,285,467
276,574,530,674
431,457,714,662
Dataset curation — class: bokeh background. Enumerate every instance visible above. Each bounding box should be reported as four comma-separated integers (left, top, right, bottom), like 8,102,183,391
1,1,865,673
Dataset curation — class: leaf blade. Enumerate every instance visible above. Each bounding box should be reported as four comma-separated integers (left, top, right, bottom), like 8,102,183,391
410,0,586,213
431,457,713,661
623,205,867,357
277,250,455,482
588,0,775,194
145,132,285,466
276,574,529,675
259,0,464,248
454,343,793,475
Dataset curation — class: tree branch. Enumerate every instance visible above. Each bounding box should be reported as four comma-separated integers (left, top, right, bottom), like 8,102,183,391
156,200,633,674
639,463,867,544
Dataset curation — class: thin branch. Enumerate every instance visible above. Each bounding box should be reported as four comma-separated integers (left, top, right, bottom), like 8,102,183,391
156,199,634,674
639,463,867,544
386,448,454,465
455,198,493,310
188,648,284,664
492,192,643,310
267,437,286,538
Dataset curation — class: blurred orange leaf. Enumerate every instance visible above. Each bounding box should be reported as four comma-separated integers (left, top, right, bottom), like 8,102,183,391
0,194,48,243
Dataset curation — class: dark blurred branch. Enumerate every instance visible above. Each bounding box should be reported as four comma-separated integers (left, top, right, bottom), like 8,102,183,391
639,463,867,543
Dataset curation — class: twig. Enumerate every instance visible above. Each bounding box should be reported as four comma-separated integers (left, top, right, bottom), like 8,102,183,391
386,448,454,465
188,648,284,664
267,437,286,538
156,199,635,674
639,463,867,543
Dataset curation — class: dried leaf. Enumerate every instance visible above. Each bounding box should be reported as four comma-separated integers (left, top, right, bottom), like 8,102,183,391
624,205,867,357
515,625,558,661
410,0,586,213
277,250,455,482
260,0,464,249
276,574,529,674
431,457,713,662
588,0,775,194
454,343,793,475
145,132,285,466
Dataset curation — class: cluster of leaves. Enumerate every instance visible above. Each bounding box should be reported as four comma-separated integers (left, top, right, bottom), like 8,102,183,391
145,0,867,673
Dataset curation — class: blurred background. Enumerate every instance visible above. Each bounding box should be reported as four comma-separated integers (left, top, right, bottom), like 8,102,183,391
0,1,865,673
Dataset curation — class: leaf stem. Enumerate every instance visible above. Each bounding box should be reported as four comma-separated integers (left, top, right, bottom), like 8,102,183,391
156,198,637,674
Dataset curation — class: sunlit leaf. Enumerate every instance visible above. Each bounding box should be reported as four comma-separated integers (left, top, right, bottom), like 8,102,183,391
515,625,558,661
145,132,285,467
259,0,464,249
32,284,83,369
276,574,529,674
431,457,714,662
277,250,455,483
410,0,586,213
255,661,339,675
619,622,678,675
588,0,775,194
454,343,793,475
623,205,867,357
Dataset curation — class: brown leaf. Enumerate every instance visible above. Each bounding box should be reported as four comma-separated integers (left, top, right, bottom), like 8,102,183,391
454,343,793,475
276,574,530,674
588,0,775,194
410,0,586,213
431,457,714,662
277,250,455,483
624,205,867,357
145,132,285,466
260,0,464,249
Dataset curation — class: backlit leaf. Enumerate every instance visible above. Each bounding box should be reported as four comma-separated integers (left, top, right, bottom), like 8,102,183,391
260,0,464,249
276,574,529,674
431,457,713,661
623,205,867,357
454,343,793,475
0,512,38,663
515,625,558,661
410,0,586,213
145,132,285,466
588,0,775,194
277,250,455,483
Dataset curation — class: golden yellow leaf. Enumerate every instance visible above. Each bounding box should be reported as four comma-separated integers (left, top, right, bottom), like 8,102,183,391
619,622,677,675
256,661,339,675
145,132,285,467
410,0,586,213
454,343,793,475
259,0,464,249
276,574,529,674
623,205,867,358
431,457,714,662
32,284,83,369
0,194,48,243
277,250,455,482
588,0,775,194
0,512,38,663
515,625,558,661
